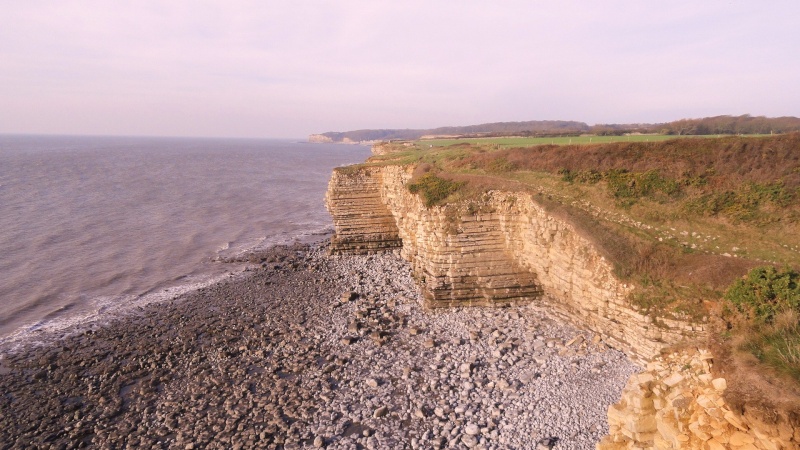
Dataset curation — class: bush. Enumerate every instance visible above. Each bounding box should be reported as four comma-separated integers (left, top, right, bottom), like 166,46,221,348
605,169,681,200
560,169,602,184
725,266,800,324
743,313,800,381
408,173,464,207
725,267,800,382
486,158,517,173
685,182,796,223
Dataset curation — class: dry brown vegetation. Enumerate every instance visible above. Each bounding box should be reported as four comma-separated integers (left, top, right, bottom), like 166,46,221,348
455,133,800,189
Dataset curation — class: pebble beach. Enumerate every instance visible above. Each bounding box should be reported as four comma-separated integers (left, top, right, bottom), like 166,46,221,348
0,242,639,449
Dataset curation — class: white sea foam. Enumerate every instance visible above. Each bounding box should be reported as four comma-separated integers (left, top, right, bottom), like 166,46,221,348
0,135,371,348
0,270,242,354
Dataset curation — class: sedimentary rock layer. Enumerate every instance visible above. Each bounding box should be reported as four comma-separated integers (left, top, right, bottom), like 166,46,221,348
327,164,701,362
326,167,402,254
598,350,799,450
326,159,799,448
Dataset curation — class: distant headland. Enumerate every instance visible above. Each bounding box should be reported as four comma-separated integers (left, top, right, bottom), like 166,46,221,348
309,114,800,144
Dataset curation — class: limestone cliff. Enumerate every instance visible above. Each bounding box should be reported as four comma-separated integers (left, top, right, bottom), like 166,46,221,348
326,164,701,362
324,151,799,449
598,350,799,450
325,167,402,253
308,134,334,143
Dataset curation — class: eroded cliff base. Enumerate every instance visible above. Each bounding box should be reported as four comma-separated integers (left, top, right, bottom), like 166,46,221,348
325,136,800,448
599,349,800,450
1,244,639,449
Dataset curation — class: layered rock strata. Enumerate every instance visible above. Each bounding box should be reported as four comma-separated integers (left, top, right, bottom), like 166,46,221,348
326,167,402,254
326,158,798,448
598,350,799,450
379,167,542,309
327,164,702,361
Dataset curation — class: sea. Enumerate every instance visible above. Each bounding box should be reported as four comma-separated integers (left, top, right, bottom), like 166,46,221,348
0,134,370,348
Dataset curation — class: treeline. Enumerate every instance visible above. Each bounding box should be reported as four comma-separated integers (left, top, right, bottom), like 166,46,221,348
592,115,800,136
315,120,590,142
314,115,800,142
657,115,800,135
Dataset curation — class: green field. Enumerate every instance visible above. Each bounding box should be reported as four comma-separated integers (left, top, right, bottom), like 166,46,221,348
417,134,747,148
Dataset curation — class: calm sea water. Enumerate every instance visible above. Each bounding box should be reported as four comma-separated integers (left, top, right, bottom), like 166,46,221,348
0,135,370,345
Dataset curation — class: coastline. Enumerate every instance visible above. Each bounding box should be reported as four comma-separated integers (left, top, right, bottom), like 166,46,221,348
1,241,638,449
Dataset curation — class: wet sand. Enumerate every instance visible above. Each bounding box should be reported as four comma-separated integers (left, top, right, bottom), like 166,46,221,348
0,242,638,449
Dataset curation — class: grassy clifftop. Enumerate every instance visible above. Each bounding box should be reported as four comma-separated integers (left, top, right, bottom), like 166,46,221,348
363,134,800,392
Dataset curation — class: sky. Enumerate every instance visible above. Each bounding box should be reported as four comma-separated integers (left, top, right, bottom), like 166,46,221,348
1,1,799,139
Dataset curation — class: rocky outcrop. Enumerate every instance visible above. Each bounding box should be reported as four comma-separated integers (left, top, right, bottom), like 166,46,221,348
486,189,705,363
598,350,799,450
308,134,334,143
325,158,798,448
325,167,402,254
378,166,542,309
326,164,702,361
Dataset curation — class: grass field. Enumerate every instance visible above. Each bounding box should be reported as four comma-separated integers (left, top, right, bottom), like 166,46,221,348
416,134,765,148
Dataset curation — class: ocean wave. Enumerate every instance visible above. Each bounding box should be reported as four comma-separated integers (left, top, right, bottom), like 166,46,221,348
0,271,240,355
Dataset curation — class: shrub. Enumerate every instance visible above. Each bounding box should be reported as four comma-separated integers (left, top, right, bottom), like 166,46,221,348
725,267,800,382
685,182,796,223
605,169,681,201
743,312,800,381
408,173,465,207
487,158,517,173
725,266,800,324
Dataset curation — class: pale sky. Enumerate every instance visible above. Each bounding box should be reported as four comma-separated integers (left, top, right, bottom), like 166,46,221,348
2,1,798,139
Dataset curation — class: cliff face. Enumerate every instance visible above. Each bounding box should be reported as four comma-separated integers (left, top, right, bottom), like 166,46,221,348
598,350,799,450
325,167,402,254
308,134,334,143
379,166,542,308
325,161,798,448
326,164,701,362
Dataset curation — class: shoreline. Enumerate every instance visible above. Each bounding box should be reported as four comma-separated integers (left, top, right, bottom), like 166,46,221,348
0,229,337,354
0,242,638,449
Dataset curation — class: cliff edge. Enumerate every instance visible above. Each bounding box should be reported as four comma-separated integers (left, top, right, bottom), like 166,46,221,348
325,137,800,449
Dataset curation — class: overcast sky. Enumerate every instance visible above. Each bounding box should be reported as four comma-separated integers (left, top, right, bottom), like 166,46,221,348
2,1,798,139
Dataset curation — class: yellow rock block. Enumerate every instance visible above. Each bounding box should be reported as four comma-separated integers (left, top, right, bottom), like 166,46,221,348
777,421,794,441
608,404,626,425
689,421,712,441
657,415,681,444
653,434,673,449
626,413,658,434
729,431,755,446
637,373,655,384
629,395,654,410
724,411,749,432
709,428,726,438
714,431,730,444
696,395,716,409
733,444,758,450
755,437,779,450
705,438,727,450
